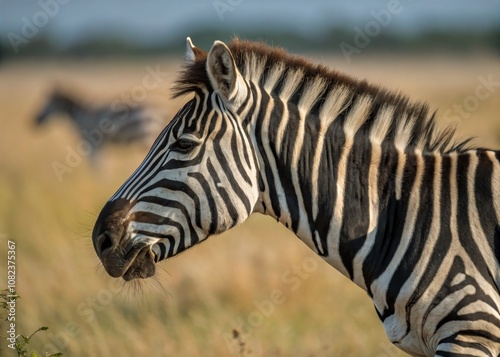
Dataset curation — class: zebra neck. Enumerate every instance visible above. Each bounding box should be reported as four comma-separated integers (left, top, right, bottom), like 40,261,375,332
255,106,500,295
259,143,397,275
250,90,426,291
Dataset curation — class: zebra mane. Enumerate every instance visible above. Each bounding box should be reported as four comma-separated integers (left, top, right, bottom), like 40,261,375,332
172,38,473,153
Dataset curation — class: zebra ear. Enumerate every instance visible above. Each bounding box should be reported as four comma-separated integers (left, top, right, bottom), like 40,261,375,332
206,41,239,100
185,37,206,65
185,37,196,64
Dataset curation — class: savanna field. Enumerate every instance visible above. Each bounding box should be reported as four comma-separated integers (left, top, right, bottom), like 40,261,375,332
0,52,499,357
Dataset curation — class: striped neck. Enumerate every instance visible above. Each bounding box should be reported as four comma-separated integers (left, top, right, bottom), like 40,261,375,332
238,75,481,293
242,82,401,281
246,83,500,297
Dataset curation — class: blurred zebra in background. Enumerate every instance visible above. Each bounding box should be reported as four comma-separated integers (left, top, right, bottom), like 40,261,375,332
92,39,500,356
35,87,165,159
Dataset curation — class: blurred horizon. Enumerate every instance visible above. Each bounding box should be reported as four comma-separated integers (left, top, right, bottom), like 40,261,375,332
1,0,499,58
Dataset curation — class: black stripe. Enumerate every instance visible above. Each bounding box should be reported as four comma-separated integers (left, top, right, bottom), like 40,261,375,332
377,152,418,320
278,101,301,233
242,82,258,128
206,158,239,227
192,93,212,138
314,114,348,255
387,154,434,336
456,153,495,289
435,351,486,357
143,178,204,231
118,124,173,198
211,103,252,214
140,195,200,245
339,128,372,279
419,155,453,328
227,114,252,185
363,147,399,296
474,151,500,281
125,140,173,198
265,97,286,218
253,87,282,219
448,329,500,344
297,108,322,252
187,172,218,235
158,242,167,260
289,79,305,104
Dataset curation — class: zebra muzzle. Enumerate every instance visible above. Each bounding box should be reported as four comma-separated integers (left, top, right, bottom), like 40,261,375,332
94,230,156,280
100,243,156,281
93,198,159,280
121,245,156,281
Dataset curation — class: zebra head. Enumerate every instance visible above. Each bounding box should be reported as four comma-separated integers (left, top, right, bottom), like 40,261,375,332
92,38,261,280
35,88,78,126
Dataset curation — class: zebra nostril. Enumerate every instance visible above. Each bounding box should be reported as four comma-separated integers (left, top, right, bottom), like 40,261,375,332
99,232,113,256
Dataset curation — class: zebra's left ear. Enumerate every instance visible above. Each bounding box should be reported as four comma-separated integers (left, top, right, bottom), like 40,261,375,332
186,37,196,64
206,41,246,105
185,37,206,65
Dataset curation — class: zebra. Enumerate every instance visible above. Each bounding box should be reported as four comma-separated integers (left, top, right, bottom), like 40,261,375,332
92,38,500,356
35,87,164,158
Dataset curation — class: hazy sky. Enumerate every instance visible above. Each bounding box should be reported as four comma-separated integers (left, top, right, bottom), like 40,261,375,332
1,0,499,47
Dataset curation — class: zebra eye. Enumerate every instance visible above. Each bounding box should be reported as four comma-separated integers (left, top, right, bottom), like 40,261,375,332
172,139,197,153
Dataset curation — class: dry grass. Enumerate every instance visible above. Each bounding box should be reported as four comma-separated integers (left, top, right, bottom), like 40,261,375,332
0,53,499,357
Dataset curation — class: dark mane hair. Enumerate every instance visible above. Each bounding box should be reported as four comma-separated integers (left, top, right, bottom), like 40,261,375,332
172,38,473,153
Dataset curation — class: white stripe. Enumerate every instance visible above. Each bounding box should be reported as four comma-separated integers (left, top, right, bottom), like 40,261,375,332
243,53,266,84
263,61,286,93
275,68,304,153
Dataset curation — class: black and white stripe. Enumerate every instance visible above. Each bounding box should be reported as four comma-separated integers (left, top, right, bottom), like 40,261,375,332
93,38,500,356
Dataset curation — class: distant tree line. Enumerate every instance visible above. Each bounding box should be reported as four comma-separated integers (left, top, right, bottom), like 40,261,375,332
1,25,499,59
